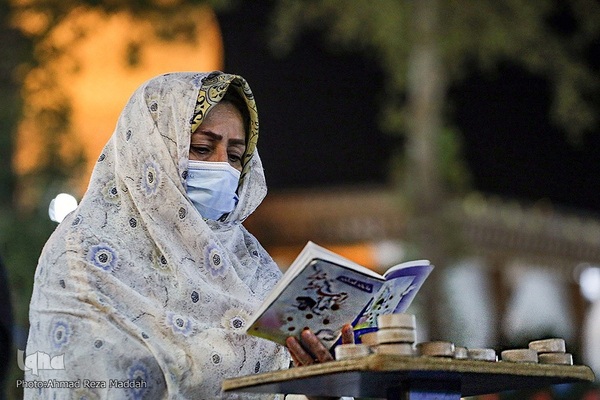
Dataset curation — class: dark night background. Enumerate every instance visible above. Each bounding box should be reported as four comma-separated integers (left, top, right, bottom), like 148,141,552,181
217,2,600,215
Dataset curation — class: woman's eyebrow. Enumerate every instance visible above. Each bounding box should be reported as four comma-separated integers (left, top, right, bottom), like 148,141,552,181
229,138,246,147
194,130,222,141
193,131,245,147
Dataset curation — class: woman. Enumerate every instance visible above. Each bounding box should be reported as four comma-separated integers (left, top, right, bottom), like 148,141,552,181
25,71,350,399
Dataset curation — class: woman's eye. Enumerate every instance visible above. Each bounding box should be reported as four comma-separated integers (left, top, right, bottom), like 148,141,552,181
228,153,242,163
191,145,210,154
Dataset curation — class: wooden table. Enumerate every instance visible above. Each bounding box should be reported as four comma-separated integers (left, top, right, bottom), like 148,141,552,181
222,354,595,399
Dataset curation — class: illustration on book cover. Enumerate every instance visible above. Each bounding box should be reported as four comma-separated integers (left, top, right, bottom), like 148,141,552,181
260,259,418,347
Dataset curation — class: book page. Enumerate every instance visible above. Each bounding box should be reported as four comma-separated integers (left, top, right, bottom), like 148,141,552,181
247,258,385,348
352,276,415,331
383,259,431,279
256,242,383,319
353,262,433,333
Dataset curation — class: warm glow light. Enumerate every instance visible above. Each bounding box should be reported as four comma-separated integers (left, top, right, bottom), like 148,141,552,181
11,8,51,36
48,193,78,223
14,5,224,198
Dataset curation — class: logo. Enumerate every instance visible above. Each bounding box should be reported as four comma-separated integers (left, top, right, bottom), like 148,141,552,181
17,350,65,376
336,275,374,293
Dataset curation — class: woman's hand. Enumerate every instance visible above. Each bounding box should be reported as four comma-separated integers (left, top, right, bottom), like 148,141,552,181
286,324,354,367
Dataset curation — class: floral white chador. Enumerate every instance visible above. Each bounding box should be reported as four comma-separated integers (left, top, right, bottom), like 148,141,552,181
25,72,290,399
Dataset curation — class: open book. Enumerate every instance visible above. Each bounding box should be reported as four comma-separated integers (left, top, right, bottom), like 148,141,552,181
245,241,433,349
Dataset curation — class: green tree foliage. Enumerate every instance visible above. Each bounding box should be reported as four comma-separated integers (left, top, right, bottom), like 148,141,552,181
0,0,38,326
267,0,600,226
266,0,600,245
268,0,600,141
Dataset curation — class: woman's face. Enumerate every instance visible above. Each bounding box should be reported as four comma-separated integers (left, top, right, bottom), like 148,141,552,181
189,102,246,171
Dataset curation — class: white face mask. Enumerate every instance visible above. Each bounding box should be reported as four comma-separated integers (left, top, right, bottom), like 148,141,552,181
186,160,241,221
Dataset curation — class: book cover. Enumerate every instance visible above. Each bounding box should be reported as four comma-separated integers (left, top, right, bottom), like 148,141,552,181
246,242,433,349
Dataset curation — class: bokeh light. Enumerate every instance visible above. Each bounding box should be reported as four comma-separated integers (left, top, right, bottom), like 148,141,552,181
48,193,78,223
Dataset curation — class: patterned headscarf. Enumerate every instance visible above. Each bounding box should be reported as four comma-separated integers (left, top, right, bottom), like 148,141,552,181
25,72,289,399
190,71,259,183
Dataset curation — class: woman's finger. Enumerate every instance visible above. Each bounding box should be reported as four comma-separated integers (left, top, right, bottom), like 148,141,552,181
300,329,334,363
341,324,355,344
286,336,315,366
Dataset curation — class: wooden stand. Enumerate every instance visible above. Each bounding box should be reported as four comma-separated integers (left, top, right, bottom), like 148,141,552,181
222,354,595,399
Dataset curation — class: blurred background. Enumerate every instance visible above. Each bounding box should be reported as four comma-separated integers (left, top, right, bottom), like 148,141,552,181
1,0,599,399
